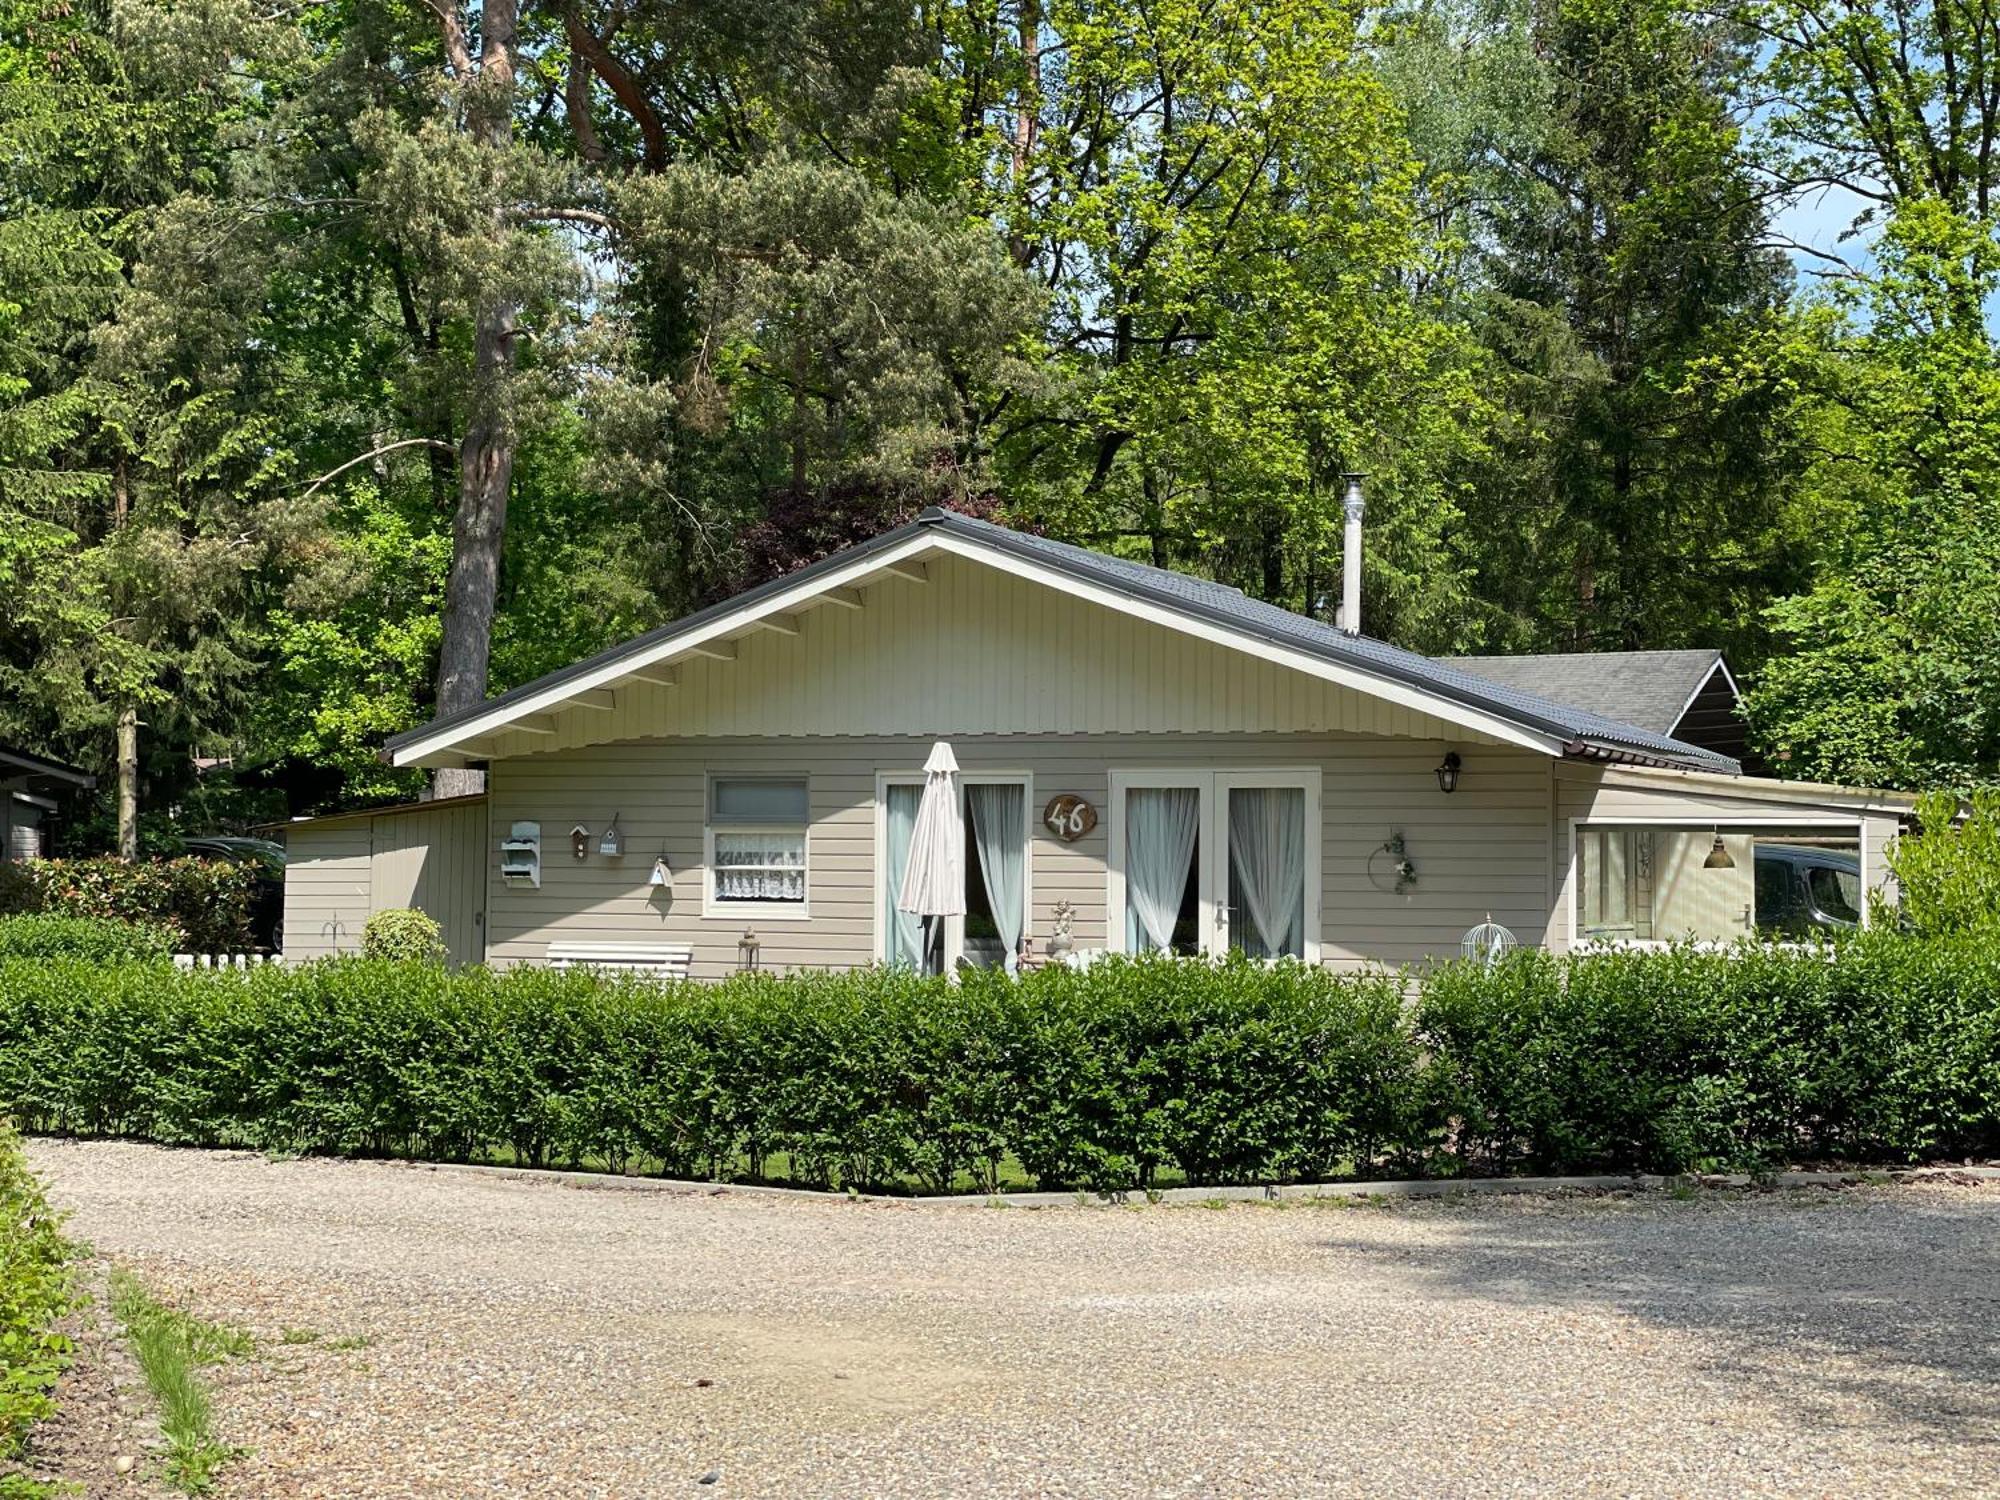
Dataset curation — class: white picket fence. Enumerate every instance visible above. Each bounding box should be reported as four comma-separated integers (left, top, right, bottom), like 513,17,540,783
172,952,280,971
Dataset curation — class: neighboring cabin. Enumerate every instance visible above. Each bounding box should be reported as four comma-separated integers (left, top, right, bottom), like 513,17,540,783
1446,650,1754,772
0,745,93,863
279,510,1912,976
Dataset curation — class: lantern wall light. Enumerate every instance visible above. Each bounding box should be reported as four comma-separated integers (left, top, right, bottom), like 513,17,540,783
1435,751,1462,795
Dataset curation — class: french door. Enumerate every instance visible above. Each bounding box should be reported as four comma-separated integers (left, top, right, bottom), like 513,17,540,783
1108,769,1320,962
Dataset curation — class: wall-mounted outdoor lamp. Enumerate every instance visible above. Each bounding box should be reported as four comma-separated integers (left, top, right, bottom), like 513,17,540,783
1703,830,1736,870
737,926,762,972
598,815,623,858
1435,751,1462,794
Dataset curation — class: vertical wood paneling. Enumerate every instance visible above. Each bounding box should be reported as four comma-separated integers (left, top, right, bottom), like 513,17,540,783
468,555,1508,752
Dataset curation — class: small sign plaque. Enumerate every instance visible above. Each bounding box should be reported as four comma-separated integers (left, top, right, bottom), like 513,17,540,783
1043,794,1097,842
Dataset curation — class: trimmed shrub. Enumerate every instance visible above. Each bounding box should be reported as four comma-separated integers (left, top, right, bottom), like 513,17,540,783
0,1126,78,1478
0,937,1993,1191
1890,789,2000,936
0,859,258,953
0,915,177,965
361,909,446,965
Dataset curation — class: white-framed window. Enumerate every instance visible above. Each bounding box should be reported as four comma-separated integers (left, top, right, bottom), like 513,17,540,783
1106,767,1321,963
874,769,1032,972
705,775,810,918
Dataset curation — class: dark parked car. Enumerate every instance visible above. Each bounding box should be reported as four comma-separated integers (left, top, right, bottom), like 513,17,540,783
1754,843,1863,937
182,836,287,952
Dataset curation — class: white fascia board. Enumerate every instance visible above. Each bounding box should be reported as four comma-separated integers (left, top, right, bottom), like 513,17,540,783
924,534,1564,756
391,532,946,765
1582,762,1916,813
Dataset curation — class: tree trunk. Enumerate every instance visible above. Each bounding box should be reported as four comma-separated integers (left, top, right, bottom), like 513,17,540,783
430,0,521,800
116,706,138,861
1008,0,1041,264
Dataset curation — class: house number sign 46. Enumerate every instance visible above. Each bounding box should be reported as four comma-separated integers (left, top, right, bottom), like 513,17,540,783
1043,794,1097,841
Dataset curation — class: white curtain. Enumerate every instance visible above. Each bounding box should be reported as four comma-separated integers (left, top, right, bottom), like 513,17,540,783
967,783,1026,974
1228,787,1304,958
1126,787,1199,952
883,783,924,967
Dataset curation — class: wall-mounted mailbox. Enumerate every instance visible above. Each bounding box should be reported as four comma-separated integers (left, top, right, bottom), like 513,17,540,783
500,821,542,889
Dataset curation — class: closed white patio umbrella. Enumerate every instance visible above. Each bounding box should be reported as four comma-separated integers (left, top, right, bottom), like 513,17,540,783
897,741,965,971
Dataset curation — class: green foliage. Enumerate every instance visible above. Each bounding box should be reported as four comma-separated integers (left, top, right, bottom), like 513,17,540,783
1,941,1994,1189
6,0,2000,816
1888,791,2000,936
0,914,176,964
0,1126,77,1483
1392,0,1803,656
108,1268,246,1492
360,908,445,965
0,858,257,952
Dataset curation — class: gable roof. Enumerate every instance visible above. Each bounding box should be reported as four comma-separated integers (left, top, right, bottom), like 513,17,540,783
1444,650,1736,738
383,511,1741,774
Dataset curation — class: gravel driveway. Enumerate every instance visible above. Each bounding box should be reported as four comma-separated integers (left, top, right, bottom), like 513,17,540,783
26,1140,2000,1499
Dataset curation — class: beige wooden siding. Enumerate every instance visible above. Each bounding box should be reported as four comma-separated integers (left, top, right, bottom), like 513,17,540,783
471,555,1513,760
367,801,488,965
281,801,487,964
281,823,372,959
484,734,1552,978
1550,765,1901,950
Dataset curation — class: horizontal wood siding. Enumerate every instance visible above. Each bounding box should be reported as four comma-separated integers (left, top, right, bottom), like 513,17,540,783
1549,765,1902,950
281,824,372,958
472,556,1512,759
485,735,1553,978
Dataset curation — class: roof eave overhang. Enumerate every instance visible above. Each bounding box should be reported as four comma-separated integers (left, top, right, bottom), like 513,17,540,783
1560,738,1740,776
1582,761,1918,815
0,749,94,788
917,531,1570,756
386,529,950,766
386,515,1730,771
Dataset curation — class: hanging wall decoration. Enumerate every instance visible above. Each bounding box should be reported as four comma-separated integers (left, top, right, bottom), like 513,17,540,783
1043,795,1097,842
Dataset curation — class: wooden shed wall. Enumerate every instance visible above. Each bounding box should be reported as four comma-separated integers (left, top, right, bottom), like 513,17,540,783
281,799,486,964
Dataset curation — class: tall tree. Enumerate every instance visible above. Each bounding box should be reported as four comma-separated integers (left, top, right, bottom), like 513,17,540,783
1738,0,2000,787
906,0,1494,646
1387,0,1804,655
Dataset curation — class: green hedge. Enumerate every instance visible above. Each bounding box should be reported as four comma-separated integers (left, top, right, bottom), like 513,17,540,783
0,859,258,953
0,1127,76,1488
0,916,177,965
0,940,1994,1192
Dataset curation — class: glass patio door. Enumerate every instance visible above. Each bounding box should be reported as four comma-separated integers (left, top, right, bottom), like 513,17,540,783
1216,777,1308,960
1111,770,1319,963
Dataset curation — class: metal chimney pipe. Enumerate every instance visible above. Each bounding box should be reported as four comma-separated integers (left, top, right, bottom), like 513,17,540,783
1339,473,1366,636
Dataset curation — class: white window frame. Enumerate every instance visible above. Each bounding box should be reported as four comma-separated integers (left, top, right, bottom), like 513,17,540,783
704,772,812,921
1107,767,1321,963
1566,813,1870,948
872,767,1033,968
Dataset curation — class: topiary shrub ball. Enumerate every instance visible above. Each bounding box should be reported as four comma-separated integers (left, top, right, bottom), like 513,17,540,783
360,908,446,964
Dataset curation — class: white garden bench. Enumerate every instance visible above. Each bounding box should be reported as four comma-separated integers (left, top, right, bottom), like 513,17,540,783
544,942,694,980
